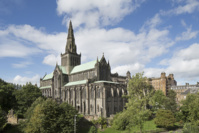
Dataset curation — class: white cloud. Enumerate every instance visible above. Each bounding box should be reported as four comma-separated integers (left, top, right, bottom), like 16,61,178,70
56,0,146,28
162,0,199,15
75,27,173,70
0,25,67,58
175,26,199,41
112,63,145,76
13,74,40,85
0,42,41,57
146,43,199,84
12,61,32,68
43,54,61,66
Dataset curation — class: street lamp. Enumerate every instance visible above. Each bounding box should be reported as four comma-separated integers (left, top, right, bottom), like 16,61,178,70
74,115,77,133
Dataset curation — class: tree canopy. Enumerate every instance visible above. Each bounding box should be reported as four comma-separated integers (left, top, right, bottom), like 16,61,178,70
113,73,154,133
23,98,79,133
154,109,176,128
0,106,7,131
180,93,199,125
0,78,17,112
14,83,42,117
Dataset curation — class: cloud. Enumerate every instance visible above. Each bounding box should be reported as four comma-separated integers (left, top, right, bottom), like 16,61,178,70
0,25,67,58
12,61,32,68
112,63,145,76
56,0,146,28
13,74,40,85
146,43,199,84
43,54,61,66
162,0,199,15
75,27,173,69
175,26,199,41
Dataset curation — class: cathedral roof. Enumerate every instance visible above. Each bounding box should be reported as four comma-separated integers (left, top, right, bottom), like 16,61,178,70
70,60,97,74
58,65,68,74
64,79,88,86
94,81,119,84
40,86,51,89
43,72,53,80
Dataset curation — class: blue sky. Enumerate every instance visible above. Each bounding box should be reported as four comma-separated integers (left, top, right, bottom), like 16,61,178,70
0,0,199,85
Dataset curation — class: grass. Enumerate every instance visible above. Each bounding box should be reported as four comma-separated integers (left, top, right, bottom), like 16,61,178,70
98,120,166,133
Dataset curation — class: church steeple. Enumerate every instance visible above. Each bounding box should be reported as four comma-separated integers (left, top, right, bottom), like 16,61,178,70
65,21,76,53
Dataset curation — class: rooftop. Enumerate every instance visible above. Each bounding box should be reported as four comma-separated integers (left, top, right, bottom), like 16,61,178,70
70,60,97,74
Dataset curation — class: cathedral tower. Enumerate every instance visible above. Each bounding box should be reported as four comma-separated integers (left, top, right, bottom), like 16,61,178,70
61,21,81,73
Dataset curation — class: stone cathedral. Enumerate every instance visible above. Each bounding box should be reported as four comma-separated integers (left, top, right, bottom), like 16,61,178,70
40,21,130,118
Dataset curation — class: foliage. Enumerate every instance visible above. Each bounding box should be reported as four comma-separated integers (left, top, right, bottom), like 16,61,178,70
113,72,154,133
112,112,130,130
165,90,177,113
99,120,165,133
0,106,7,131
179,93,199,124
92,117,107,129
14,83,42,117
0,79,17,112
23,98,79,133
154,109,176,129
183,123,199,133
151,90,167,112
88,126,97,133
25,97,45,121
151,89,177,115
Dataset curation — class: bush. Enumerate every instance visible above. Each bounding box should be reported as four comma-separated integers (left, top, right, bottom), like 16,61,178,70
112,112,130,130
0,106,7,131
154,109,176,129
183,123,199,133
92,117,107,129
88,126,97,133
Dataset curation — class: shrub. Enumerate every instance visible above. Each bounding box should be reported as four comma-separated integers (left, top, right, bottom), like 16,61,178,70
183,123,199,133
154,109,176,129
88,126,97,133
0,106,7,131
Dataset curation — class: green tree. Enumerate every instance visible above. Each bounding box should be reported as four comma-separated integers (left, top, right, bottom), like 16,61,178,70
88,126,97,133
165,90,177,113
154,109,176,129
113,72,154,133
179,93,199,123
0,106,7,131
24,98,78,133
151,90,167,113
25,97,45,121
187,94,199,125
14,83,42,117
0,79,17,112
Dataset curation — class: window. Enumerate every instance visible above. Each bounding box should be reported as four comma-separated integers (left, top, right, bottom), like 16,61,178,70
114,89,117,97
97,88,101,98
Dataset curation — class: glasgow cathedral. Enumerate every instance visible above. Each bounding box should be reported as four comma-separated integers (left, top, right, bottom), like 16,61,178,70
40,21,130,118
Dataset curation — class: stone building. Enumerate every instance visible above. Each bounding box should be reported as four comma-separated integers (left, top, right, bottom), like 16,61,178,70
40,21,129,118
171,82,199,103
148,72,177,95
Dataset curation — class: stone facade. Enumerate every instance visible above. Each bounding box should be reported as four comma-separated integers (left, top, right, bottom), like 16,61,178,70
148,72,177,95
171,82,199,103
40,21,129,118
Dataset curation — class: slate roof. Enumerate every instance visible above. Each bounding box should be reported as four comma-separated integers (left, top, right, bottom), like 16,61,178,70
70,60,97,74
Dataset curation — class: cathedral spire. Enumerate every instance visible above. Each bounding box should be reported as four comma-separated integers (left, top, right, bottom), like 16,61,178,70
65,20,77,53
